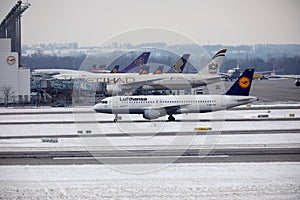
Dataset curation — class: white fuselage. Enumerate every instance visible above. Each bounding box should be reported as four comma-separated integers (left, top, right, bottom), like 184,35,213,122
54,73,222,95
93,95,257,119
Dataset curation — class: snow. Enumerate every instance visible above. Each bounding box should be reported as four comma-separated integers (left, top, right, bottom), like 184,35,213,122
0,105,299,199
0,163,299,199
0,107,299,137
0,106,299,150
1,133,299,151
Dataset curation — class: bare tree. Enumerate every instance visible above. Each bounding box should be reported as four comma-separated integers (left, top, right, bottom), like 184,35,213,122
1,85,15,107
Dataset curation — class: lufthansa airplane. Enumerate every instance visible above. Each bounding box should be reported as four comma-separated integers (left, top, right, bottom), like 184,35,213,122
94,68,257,121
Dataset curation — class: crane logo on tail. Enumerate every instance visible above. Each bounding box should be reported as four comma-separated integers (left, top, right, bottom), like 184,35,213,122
238,77,250,89
135,58,144,66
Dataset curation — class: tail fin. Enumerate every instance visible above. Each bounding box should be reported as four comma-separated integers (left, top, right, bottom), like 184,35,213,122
119,52,151,73
139,65,150,75
226,68,255,96
167,54,190,73
110,65,119,73
154,65,164,74
199,49,226,76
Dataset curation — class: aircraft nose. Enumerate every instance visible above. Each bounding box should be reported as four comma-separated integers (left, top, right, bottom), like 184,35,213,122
93,104,101,112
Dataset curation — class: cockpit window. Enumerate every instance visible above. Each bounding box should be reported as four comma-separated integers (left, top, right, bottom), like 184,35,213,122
101,101,108,104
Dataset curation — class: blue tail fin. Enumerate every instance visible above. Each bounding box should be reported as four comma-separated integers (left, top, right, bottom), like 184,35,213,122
167,54,190,73
119,52,151,73
110,65,119,73
226,68,255,96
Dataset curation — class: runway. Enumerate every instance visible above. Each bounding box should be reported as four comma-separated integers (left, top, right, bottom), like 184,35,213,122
1,147,300,165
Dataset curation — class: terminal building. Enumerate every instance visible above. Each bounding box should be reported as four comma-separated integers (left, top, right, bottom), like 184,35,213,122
0,38,30,104
0,1,30,105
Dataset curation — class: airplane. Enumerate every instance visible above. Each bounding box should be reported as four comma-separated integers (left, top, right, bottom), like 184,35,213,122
223,65,284,80
54,49,227,96
293,76,300,86
33,52,151,77
269,74,300,86
90,52,151,74
222,64,241,80
93,68,257,121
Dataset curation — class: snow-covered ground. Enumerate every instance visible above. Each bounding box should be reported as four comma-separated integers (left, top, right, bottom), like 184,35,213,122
0,163,299,199
0,105,299,199
0,106,299,138
0,105,299,151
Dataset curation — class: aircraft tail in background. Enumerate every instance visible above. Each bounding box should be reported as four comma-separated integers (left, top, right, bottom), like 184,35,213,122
119,52,151,73
110,65,119,73
154,65,164,74
167,54,190,73
199,49,227,77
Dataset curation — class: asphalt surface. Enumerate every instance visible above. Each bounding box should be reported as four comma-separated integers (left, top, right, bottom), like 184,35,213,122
235,79,300,103
1,148,299,165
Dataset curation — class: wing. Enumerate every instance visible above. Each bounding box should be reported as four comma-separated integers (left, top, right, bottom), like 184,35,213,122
145,103,191,115
120,78,165,89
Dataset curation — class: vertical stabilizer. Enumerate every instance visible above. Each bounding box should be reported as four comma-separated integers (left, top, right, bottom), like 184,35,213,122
119,52,151,73
199,49,227,76
226,68,255,96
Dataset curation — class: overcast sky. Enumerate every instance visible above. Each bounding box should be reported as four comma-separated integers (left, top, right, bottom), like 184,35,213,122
1,0,300,46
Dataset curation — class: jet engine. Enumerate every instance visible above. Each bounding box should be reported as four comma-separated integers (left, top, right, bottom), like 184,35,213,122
143,109,165,120
295,79,300,87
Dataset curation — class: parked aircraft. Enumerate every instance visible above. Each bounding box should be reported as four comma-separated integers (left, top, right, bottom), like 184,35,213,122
272,74,300,86
54,49,226,95
223,65,284,80
94,68,257,121
136,54,190,74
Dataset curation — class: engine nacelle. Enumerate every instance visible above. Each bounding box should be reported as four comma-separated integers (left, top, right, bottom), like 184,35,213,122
143,109,165,120
295,79,300,87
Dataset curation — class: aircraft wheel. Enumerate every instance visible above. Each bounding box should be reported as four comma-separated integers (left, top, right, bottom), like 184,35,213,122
168,115,175,121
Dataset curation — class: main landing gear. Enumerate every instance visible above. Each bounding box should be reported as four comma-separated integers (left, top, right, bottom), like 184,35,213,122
114,114,118,122
168,115,175,121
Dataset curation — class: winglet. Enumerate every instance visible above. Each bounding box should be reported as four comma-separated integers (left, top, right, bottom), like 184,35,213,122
226,68,255,96
119,52,151,73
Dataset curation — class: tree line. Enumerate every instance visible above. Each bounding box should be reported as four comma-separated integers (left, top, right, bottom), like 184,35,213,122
21,53,300,75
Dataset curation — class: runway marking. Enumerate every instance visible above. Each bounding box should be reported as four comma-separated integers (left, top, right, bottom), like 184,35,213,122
1,129,300,140
52,155,230,160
